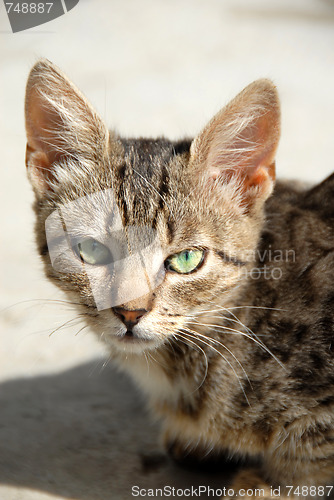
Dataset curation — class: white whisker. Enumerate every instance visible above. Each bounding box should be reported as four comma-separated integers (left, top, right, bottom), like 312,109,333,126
178,327,250,406
189,318,286,371
173,332,209,393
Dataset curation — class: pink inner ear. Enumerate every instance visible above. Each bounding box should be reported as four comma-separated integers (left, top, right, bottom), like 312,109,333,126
192,79,280,203
25,81,65,194
246,164,274,189
25,146,56,192
207,109,278,192
26,92,65,168
244,112,278,182
25,60,111,195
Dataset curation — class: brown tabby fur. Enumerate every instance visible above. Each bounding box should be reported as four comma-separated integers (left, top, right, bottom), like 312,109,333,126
25,60,334,498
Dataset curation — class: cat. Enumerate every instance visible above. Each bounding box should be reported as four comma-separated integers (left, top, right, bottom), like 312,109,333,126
25,59,334,499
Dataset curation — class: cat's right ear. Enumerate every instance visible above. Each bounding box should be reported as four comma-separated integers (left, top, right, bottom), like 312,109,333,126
25,59,109,196
189,79,280,213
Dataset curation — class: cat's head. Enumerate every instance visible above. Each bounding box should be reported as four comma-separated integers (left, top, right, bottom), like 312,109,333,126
25,60,280,356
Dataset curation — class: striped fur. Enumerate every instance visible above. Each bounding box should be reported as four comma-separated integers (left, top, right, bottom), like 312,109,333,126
25,60,334,497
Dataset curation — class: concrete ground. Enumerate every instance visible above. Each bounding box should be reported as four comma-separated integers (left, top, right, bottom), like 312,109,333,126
0,0,334,498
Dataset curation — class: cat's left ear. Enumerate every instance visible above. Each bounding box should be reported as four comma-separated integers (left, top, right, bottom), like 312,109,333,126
25,59,109,196
190,79,280,212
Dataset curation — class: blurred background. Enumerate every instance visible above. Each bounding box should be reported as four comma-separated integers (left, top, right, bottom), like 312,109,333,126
1,1,334,499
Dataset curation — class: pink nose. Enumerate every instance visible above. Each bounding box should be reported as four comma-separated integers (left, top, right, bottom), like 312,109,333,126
112,307,147,328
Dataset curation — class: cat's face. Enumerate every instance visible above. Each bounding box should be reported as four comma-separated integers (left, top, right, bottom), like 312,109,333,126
25,60,280,356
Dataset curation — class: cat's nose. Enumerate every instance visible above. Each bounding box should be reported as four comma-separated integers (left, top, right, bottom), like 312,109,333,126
112,307,147,329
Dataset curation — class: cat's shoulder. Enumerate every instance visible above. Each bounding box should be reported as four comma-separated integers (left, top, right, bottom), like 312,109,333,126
269,173,334,223
299,173,334,221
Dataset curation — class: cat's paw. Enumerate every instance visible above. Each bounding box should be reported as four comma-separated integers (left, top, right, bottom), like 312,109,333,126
225,468,284,500
166,437,218,470
165,435,238,473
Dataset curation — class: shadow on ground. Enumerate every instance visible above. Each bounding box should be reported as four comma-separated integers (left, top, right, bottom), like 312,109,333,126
0,360,233,499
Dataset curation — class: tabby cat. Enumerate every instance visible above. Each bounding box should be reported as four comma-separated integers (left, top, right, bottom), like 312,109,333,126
25,60,334,498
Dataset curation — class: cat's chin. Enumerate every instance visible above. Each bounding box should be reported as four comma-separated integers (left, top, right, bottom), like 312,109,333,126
103,332,162,355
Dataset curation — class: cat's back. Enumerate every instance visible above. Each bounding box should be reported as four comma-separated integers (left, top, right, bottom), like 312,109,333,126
265,173,334,269
246,173,334,398
273,172,334,222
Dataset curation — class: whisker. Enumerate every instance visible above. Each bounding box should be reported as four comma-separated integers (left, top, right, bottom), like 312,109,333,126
189,319,286,371
48,316,83,337
179,327,250,405
195,303,284,314
181,326,251,386
143,351,150,377
0,297,85,314
145,350,160,366
193,297,279,345
193,307,265,345
193,299,280,354
74,324,90,337
173,332,209,392
100,354,112,372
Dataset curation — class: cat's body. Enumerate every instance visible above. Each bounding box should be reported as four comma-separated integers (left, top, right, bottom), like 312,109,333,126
117,174,334,491
25,60,334,497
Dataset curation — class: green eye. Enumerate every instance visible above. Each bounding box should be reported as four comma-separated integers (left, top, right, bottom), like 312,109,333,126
76,238,111,266
165,249,205,274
